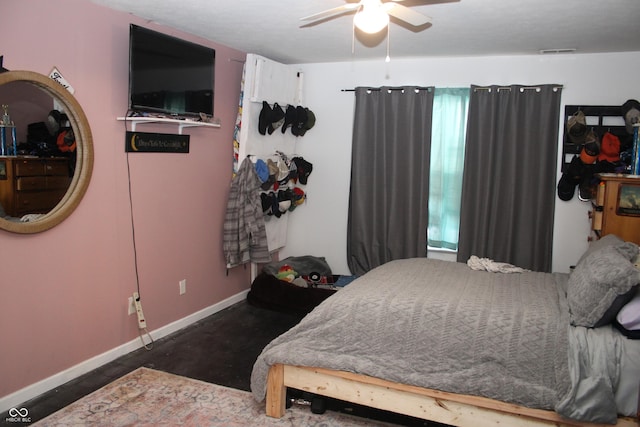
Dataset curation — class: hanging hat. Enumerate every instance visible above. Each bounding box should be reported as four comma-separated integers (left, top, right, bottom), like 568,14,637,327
291,106,308,136
46,110,62,135
276,158,290,182
557,155,584,201
289,187,306,211
56,129,76,153
292,157,313,185
260,175,276,191
557,173,577,201
258,101,272,135
271,192,282,218
254,158,269,183
578,171,596,202
293,187,305,204
621,99,640,134
297,108,316,136
567,110,587,143
268,103,285,135
267,159,278,176
288,159,298,182
277,189,292,213
281,105,297,134
260,192,273,215
277,161,289,181
306,109,316,128
260,159,279,190
579,130,599,164
598,132,621,163
580,147,597,165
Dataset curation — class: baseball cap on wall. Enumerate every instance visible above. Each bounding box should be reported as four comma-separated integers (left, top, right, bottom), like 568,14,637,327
598,132,621,163
567,110,587,143
622,99,640,134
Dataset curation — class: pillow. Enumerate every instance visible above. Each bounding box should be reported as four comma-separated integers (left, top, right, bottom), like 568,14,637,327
614,289,640,339
567,244,640,327
575,234,625,266
615,241,640,261
617,289,640,329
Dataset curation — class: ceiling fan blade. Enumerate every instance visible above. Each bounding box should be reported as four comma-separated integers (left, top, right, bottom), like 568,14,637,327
300,4,360,23
384,3,431,26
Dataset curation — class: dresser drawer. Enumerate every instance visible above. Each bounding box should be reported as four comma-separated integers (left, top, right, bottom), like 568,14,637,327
15,191,66,215
15,176,47,191
46,176,72,190
14,158,69,177
14,159,46,176
591,174,640,245
0,157,72,216
43,160,70,176
15,176,71,191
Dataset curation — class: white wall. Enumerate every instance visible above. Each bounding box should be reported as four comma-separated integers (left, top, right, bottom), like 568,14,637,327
279,51,640,275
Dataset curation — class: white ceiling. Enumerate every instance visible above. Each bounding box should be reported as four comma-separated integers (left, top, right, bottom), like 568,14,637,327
90,0,640,64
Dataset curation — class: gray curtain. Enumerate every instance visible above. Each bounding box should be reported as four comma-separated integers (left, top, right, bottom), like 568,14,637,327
457,84,563,272
347,86,435,276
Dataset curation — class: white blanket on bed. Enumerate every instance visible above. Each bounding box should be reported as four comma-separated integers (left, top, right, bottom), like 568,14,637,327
251,258,574,416
467,255,530,273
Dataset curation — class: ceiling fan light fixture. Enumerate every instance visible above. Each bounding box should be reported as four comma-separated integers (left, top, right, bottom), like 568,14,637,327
353,5,389,34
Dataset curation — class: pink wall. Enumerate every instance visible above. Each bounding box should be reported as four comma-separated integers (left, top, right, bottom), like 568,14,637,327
0,0,250,399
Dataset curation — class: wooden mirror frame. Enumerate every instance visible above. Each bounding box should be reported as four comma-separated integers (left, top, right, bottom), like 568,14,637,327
0,70,93,233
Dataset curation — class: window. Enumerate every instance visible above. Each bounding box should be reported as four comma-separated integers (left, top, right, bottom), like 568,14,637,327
427,88,470,251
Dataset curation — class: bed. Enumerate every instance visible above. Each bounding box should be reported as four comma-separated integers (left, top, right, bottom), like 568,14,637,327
250,235,640,426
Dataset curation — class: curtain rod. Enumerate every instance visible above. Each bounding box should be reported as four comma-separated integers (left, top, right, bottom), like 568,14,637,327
473,85,563,92
341,86,433,92
342,85,562,92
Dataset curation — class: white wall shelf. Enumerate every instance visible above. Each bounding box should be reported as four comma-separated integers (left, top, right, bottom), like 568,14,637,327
117,116,221,134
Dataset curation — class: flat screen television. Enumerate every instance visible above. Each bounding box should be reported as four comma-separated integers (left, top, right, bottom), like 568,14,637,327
128,24,215,118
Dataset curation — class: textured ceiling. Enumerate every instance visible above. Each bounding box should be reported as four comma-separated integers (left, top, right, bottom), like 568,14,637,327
90,0,640,64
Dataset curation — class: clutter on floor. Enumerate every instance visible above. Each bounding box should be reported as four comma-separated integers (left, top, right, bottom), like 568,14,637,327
247,255,357,315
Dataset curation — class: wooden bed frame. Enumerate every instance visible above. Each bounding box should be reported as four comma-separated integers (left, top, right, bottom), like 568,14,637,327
265,364,639,427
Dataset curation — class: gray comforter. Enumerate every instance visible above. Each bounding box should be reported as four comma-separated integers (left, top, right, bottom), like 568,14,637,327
251,258,629,423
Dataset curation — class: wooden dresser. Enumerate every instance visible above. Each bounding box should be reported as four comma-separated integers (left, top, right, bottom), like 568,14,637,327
0,156,72,217
590,173,640,244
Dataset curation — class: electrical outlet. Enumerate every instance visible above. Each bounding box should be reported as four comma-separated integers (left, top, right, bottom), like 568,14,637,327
133,292,146,329
179,279,186,295
128,296,136,315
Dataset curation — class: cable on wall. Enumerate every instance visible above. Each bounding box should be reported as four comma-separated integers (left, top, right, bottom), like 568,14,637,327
122,113,154,350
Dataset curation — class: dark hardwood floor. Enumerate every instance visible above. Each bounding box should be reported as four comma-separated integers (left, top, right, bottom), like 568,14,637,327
1,300,438,426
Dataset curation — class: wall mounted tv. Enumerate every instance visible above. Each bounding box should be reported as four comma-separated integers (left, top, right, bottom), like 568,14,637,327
128,24,215,118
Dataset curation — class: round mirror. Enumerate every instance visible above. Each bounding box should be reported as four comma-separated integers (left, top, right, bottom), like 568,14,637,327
0,70,93,233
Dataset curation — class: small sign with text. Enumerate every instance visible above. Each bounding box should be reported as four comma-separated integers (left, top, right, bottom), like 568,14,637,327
125,131,190,153
48,67,75,94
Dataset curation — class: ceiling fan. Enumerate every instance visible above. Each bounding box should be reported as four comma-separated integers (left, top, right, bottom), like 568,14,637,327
300,0,433,34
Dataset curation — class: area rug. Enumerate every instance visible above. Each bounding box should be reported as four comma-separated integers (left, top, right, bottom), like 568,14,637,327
33,367,390,426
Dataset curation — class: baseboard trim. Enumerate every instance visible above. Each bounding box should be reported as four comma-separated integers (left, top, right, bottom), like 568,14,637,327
0,290,249,413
